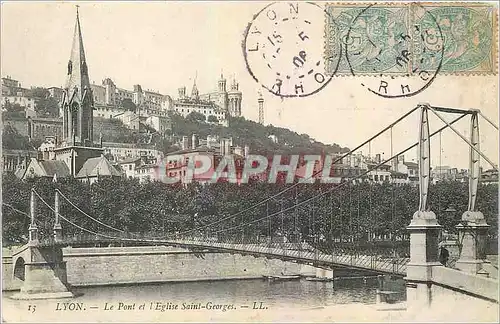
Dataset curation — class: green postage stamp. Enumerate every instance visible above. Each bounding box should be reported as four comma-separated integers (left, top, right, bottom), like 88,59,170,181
325,2,498,76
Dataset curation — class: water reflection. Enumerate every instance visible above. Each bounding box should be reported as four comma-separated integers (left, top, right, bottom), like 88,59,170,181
62,276,405,307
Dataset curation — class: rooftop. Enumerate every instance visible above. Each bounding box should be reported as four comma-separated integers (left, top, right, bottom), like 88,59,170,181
166,146,217,156
403,161,418,168
38,160,71,178
102,142,157,150
76,156,122,178
117,157,142,164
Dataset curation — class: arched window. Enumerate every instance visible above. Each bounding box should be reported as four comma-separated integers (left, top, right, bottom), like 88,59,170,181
71,102,79,134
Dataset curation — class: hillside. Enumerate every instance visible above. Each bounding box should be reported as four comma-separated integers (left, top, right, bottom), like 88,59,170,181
2,114,349,155
1,124,39,150
93,117,145,143
169,113,349,155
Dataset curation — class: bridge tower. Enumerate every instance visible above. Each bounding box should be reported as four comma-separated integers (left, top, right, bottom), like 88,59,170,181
11,188,74,300
406,104,495,312
455,110,490,274
405,104,442,311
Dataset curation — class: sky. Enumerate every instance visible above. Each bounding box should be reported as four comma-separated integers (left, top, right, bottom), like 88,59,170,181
1,1,499,170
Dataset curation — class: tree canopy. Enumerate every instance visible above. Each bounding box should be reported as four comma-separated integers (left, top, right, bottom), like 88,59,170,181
2,175,497,251
187,111,207,123
27,87,59,117
1,125,37,150
2,101,25,119
121,99,137,113
207,115,218,123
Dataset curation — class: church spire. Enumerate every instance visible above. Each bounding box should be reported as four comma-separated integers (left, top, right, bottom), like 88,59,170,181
66,5,90,93
61,6,94,146
191,72,199,100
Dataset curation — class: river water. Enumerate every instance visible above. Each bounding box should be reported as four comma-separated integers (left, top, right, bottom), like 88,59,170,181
3,277,410,322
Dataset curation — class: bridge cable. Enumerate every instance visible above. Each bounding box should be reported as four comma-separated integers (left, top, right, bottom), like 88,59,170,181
33,189,178,245
477,110,498,131
329,189,333,258
357,180,360,255
428,106,498,171
438,130,443,236
2,203,42,227
348,181,352,243
33,189,124,240
177,105,422,236
390,126,396,257
206,112,468,236
56,189,126,234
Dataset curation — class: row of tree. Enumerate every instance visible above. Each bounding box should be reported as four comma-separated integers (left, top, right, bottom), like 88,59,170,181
2,173,497,246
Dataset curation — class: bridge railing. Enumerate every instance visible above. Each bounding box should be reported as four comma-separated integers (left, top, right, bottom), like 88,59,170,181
35,232,410,274
37,231,162,245
163,236,409,275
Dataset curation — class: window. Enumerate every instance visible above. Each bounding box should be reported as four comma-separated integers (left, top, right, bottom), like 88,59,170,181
374,175,379,181
129,165,132,171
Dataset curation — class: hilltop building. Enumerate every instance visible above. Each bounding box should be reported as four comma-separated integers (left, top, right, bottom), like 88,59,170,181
1,76,29,97
1,76,36,118
83,72,242,130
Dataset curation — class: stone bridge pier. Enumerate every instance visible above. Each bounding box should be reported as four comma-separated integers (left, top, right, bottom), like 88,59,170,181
11,189,75,300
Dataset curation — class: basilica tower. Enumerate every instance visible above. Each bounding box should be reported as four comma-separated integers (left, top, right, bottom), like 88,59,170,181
217,73,228,112
227,77,242,117
61,7,94,146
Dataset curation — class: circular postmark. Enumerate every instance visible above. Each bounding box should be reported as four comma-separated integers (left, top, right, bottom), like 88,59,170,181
344,3,445,98
243,2,342,98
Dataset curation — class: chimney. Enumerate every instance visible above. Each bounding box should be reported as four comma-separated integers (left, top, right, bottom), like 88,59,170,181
244,145,250,157
192,134,198,149
375,154,381,164
182,136,189,150
392,156,398,172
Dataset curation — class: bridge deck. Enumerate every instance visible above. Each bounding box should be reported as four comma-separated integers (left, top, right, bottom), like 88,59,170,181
36,238,408,275
165,240,409,275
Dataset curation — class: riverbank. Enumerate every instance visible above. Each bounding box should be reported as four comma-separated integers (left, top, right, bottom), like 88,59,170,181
3,245,306,290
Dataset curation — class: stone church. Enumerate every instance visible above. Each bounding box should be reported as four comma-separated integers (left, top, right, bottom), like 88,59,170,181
20,8,121,182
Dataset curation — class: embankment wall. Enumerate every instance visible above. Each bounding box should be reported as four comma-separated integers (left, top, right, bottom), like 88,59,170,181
3,246,302,290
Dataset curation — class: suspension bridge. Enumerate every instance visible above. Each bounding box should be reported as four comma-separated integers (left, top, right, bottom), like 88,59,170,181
6,103,499,306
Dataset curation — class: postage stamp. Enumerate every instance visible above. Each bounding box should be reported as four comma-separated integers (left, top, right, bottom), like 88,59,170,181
325,2,498,76
325,3,412,76
416,2,498,75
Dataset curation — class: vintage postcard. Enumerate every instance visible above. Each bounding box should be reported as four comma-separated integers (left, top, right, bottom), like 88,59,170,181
1,1,499,323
